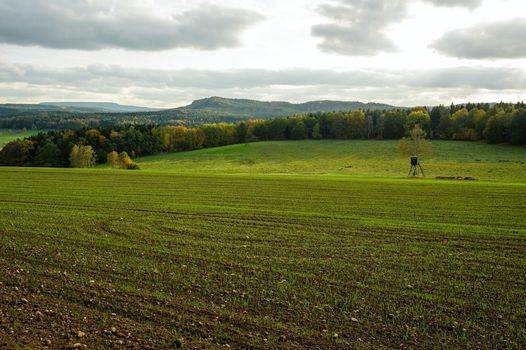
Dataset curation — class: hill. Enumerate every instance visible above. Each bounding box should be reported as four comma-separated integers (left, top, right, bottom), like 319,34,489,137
135,140,526,181
0,103,106,116
159,96,398,119
41,102,159,113
0,97,400,128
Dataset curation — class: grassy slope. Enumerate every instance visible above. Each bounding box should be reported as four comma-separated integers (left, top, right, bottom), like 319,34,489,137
0,130,41,149
136,140,526,181
1,168,525,349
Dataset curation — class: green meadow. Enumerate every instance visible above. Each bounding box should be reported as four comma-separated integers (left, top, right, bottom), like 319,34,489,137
136,140,526,181
1,140,526,349
0,130,41,149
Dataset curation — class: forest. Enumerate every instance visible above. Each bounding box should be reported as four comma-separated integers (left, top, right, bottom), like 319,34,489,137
0,102,524,168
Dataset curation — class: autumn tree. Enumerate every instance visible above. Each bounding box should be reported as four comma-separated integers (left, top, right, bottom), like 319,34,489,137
70,144,96,168
398,125,433,157
0,139,34,166
107,151,119,168
405,110,431,134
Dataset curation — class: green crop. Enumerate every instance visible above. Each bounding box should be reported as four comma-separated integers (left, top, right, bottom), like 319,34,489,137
1,162,525,348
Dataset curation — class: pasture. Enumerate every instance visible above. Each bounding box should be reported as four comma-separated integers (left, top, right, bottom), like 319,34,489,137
136,140,526,181
1,140,526,349
0,130,41,149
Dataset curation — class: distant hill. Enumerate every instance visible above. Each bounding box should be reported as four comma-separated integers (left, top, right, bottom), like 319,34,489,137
0,97,401,129
158,96,398,119
0,103,103,116
41,102,158,113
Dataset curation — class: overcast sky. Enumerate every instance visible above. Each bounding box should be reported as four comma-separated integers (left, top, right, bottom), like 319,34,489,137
0,0,525,107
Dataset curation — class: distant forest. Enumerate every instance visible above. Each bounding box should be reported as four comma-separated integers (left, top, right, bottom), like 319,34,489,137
0,102,524,168
0,97,395,130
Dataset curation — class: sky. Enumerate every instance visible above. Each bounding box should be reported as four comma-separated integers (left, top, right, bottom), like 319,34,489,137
0,0,525,108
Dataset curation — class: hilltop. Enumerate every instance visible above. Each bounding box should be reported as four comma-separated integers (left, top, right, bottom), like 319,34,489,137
41,102,158,113
160,96,398,119
0,97,399,126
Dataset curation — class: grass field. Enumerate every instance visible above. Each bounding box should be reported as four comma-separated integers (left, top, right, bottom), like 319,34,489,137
135,140,526,181
2,140,526,349
0,129,41,149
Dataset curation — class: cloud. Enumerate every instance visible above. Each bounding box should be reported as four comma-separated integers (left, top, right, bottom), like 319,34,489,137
432,18,526,59
1,60,525,92
311,0,407,56
422,0,483,9
1,62,524,107
312,0,485,56
0,1,262,51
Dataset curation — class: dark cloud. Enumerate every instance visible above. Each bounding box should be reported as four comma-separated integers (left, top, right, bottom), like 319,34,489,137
312,0,485,56
0,1,262,51
1,61,524,91
432,19,526,59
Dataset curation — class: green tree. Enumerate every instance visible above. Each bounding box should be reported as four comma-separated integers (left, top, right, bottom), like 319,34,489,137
509,109,526,145
380,110,406,139
484,112,510,144
235,122,248,143
288,120,307,140
430,105,449,136
405,111,431,134
34,141,61,167
312,123,322,140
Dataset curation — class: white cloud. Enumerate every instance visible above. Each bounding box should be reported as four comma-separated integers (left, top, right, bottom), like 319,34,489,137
312,0,488,56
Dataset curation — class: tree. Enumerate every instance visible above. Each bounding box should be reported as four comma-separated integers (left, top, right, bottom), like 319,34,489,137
484,112,510,144
107,151,119,168
312,123,322,140
380,110,406,139
398,125,433,157
235,122,248,143
118,151,139,169
288,120,307,140
34,141,61,167
509,109,526,145
0,139,34,166
405,111,431,134
70,144,96,168
430,105,449,137
329,111,365,139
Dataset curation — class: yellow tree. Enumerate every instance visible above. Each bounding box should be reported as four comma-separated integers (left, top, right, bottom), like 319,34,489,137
70,145,96,168
107,151,119,168
118,152,134,168
398,125,432,157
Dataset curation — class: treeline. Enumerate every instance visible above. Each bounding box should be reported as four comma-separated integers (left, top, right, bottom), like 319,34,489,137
0,111,254,130
1,102,524,168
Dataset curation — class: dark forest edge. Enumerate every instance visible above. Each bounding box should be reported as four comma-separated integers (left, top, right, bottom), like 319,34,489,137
0,102,525,168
